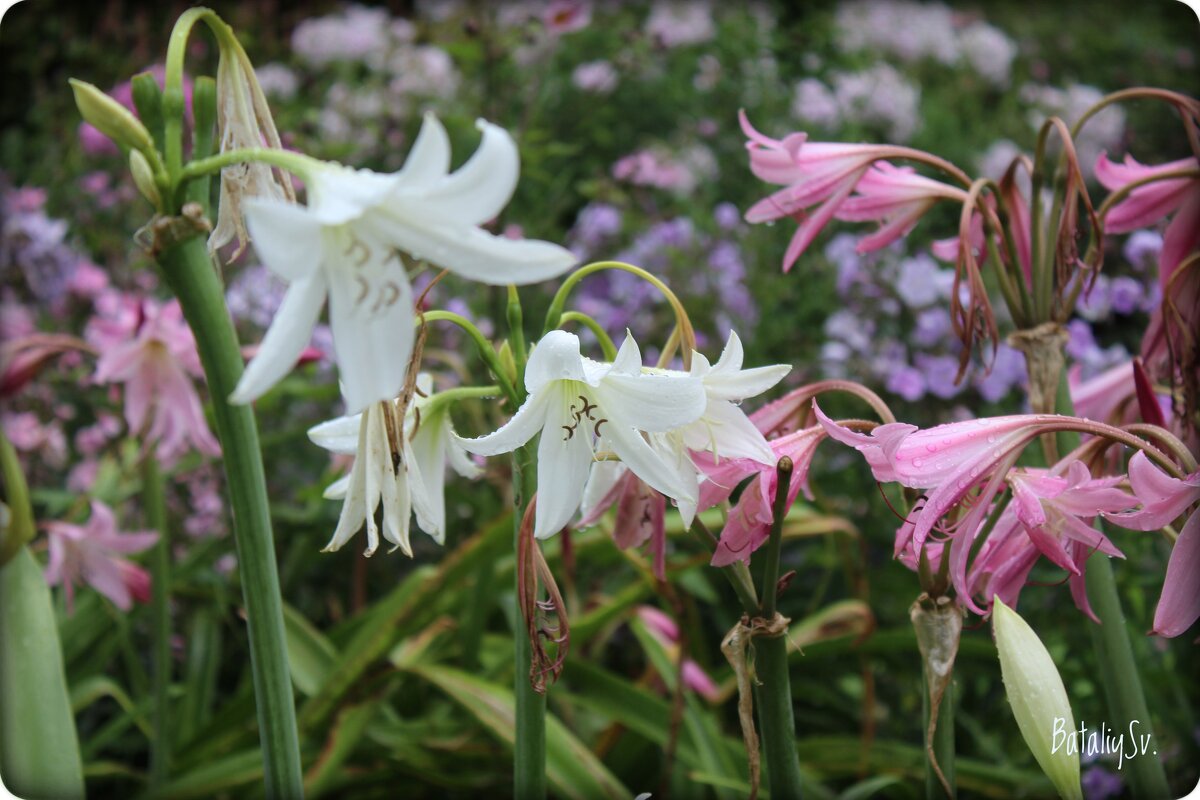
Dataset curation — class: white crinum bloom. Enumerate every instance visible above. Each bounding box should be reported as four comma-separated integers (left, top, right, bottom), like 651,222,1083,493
457,330,708,539
232,113,577,414
642,330,791,524
308,375,480,556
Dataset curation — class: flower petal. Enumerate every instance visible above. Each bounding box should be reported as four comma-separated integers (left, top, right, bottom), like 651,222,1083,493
594,373,706,433
533,390,594,538
325,236,415,414
457,387,551,456
603,419,694,508
1152,512,1200,637
231,276,327,405
524,330,588,392
308,412,364,455
415,120,519,226
242,199,324,282
397,112,452,188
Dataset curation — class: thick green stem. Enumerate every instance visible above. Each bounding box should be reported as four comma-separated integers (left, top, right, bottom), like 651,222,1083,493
511,444,545,799
142,456,171,786
754,634,803,798
156,234,303,799
1084,556,1171,799
755,456,804,798
1050,355,1170,799
922,664,956,799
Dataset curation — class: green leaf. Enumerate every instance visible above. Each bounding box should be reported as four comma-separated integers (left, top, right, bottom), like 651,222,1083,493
304,702,377,798
145,749,263,800
409,665,630,800
283,603,337,696
70,674,152,738
0,547,85,799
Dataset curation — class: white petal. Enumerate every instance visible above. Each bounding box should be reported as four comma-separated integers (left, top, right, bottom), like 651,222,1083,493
415,120,518,226
308,165,401,225
243,199,324,281
445,432,483,479
409,413,449,542
379,416,413,556
397,113,451,188
405,438,441,545
231,276,326,405
361,405,389,556
580,460,627,522
603,421,694,507
683,401,774,463
457,387,551,456
525,330,587,392
308,413,364,455
609,331,644,375
373,216,577,286
594,373,707,433
712,331,746,374
534,391,594,539
326,234,415,414
704,363,791,402
324,420,370,553
323,472,352,500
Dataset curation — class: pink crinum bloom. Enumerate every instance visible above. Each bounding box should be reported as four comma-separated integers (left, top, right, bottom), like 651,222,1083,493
89,296,220,468
967,461,1134,620
44,500,158,611
635,606,721,702
1095,153,1200,274
740,111,893,271
579,462,667,577
834,161,970,254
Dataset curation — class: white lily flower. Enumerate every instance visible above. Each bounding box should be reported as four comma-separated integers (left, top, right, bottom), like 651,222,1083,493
308,375,479,555
641,330,791,525
457,330,707,539
233,112,578,414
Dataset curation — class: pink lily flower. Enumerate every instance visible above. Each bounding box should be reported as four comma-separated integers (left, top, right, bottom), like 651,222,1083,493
1103,451,1200,531
579,462,667,579
834,161,969,254
89,296,220,468
1151,512,1200,637
44,500,159,611
636,606,721,702
966,461,1133,619
694,426,824,567
740,111,896,271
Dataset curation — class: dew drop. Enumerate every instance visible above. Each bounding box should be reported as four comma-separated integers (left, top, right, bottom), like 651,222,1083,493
926,444,939,453
913,458,924,468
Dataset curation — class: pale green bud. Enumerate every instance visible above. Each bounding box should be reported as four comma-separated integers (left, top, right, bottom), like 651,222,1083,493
69,78,155,155
993,598,1082,800
129,150,161,208
496,340,518,386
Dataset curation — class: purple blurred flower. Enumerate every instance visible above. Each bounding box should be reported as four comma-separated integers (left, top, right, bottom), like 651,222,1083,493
1122,229,1162,271
713,202,741,230
644,2,715,48
1081,766,1123,800
915,353,964,399
913,307,953,347
572,59,617,93
895,254,943,308
1075,274,1111,320
886,364,926,401
974,344,1027,402
1108,276,1143,315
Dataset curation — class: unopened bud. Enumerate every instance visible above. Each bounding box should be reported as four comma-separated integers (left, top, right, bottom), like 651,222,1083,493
129,150,161,208
497,340,518,387
69,78,155,155
993,598,1081,800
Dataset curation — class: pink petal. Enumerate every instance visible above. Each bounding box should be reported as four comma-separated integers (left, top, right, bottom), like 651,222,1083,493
1152,512,1200,637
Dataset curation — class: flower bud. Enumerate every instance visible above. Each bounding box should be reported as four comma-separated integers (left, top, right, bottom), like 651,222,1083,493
496,340,518,386
69,78,156,156
993,597,1081,800
129,150,161,208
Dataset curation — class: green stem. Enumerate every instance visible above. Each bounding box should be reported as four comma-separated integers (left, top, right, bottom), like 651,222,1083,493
1085,554,1171,799
922,663,956,799
0,429,35,565
511,444,545,799
142,456,172,786
1051,356,1170,800
156,234,303,799
422,311,520,408
689,518,758,615
755,456,804,799
178,147,317,186
559,311,618,361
